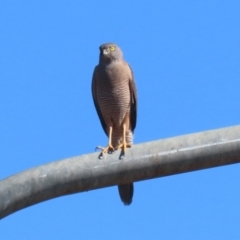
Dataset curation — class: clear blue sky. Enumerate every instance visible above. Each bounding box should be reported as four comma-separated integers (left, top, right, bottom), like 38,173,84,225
1,1,240,239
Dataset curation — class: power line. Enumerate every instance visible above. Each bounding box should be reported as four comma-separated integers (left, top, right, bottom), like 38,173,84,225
0,125,240,219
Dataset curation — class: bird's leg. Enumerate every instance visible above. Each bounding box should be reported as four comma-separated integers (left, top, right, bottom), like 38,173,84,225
106,126,115,153
117,124,129,158
96,126,115,158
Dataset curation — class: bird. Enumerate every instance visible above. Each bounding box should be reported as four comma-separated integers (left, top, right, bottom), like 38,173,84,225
91,43,137,205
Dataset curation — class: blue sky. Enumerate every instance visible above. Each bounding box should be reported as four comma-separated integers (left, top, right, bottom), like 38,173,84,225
1,1,240,239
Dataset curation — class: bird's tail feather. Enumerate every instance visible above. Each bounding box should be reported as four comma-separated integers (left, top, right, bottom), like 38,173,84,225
118,183,134,205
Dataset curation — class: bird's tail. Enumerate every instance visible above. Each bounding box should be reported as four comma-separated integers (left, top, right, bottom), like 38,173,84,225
118,183,134,205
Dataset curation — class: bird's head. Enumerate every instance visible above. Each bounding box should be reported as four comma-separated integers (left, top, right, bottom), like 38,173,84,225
99,43,123,63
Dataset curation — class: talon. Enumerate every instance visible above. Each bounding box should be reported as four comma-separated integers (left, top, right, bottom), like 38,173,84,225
96,145,114,154
117,142,127,151
117,142,127,156
116,124,129,158
96,126,115,157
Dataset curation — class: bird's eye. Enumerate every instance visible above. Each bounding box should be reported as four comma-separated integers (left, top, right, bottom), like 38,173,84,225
109,46,115,51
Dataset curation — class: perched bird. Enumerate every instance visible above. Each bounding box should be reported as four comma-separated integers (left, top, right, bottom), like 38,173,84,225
91,43,137,205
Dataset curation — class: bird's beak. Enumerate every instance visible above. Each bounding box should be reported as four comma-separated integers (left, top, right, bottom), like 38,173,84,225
103,48,110,55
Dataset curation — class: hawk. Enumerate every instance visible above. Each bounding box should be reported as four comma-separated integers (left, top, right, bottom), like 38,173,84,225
91,43,137,205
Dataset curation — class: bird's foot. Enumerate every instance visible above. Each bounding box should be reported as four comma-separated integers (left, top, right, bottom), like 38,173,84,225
117,142,131,159
95,144,115,159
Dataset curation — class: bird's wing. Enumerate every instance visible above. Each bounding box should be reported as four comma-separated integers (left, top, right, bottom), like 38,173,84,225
91,66,108,136
128,64,137,132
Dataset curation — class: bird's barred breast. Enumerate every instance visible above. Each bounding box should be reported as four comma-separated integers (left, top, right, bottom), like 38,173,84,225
96,62,131,126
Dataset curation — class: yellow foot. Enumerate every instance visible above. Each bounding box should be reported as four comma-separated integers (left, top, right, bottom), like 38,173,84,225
117,143,131,150
96,144,115,158
117,143,131,159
